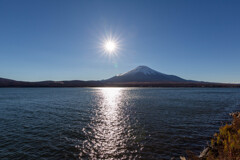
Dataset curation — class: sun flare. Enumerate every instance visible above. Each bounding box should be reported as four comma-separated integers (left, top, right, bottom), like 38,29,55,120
105,41,116,53
99,32,121,57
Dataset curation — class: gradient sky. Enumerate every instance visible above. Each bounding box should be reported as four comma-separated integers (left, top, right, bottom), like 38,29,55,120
0,0,240,83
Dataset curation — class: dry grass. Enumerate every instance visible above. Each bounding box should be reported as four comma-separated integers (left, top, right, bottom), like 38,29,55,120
187,112,240,160
207,113,240,160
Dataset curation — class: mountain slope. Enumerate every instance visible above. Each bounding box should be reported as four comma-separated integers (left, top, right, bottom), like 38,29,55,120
0,77,24,86
106,66,188,82
0,77,102,87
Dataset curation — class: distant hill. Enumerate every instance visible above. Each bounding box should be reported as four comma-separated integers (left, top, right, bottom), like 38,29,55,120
0,77,24,86
0,66,239,87
106,66,189,82
0,78,102,87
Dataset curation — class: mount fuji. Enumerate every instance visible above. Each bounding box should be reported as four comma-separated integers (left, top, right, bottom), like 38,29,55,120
1,66,239,87
106,66,188,82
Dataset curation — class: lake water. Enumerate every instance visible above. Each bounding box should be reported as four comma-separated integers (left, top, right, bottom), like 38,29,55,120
0,88,240,159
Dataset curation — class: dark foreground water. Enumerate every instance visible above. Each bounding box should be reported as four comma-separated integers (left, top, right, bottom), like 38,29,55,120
0,88,240,159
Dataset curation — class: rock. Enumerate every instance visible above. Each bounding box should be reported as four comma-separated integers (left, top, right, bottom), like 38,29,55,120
199,147,210,158
180,156,186,160
229,112,240,117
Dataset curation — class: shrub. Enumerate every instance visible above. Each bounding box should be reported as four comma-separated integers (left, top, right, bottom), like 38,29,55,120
207,113,240,160
187,112,240,160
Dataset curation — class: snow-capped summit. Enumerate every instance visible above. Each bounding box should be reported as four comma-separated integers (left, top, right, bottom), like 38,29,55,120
106,65,188,82
122,65,165,76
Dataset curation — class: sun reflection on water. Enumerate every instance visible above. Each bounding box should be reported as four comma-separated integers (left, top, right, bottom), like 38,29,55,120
80,88,142,159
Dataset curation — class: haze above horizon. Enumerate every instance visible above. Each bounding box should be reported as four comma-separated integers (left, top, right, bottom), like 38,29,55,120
0,0,240,83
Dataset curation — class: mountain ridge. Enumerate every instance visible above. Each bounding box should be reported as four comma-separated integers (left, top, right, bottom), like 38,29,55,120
0,66,239,87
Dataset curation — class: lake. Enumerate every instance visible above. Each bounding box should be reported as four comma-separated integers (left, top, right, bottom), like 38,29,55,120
0,88,240,159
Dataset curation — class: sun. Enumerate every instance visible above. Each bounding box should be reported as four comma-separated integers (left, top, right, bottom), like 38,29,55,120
105,41,116,53
98,31,121,57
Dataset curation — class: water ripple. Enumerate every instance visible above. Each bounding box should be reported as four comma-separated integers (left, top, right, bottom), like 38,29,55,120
0,88,240,159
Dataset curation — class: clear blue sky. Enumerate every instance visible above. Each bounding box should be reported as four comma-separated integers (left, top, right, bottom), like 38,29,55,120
0,0,240,83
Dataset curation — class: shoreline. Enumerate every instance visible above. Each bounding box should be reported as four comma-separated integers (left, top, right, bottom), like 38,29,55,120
177,111,240,160
1,78,240,88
